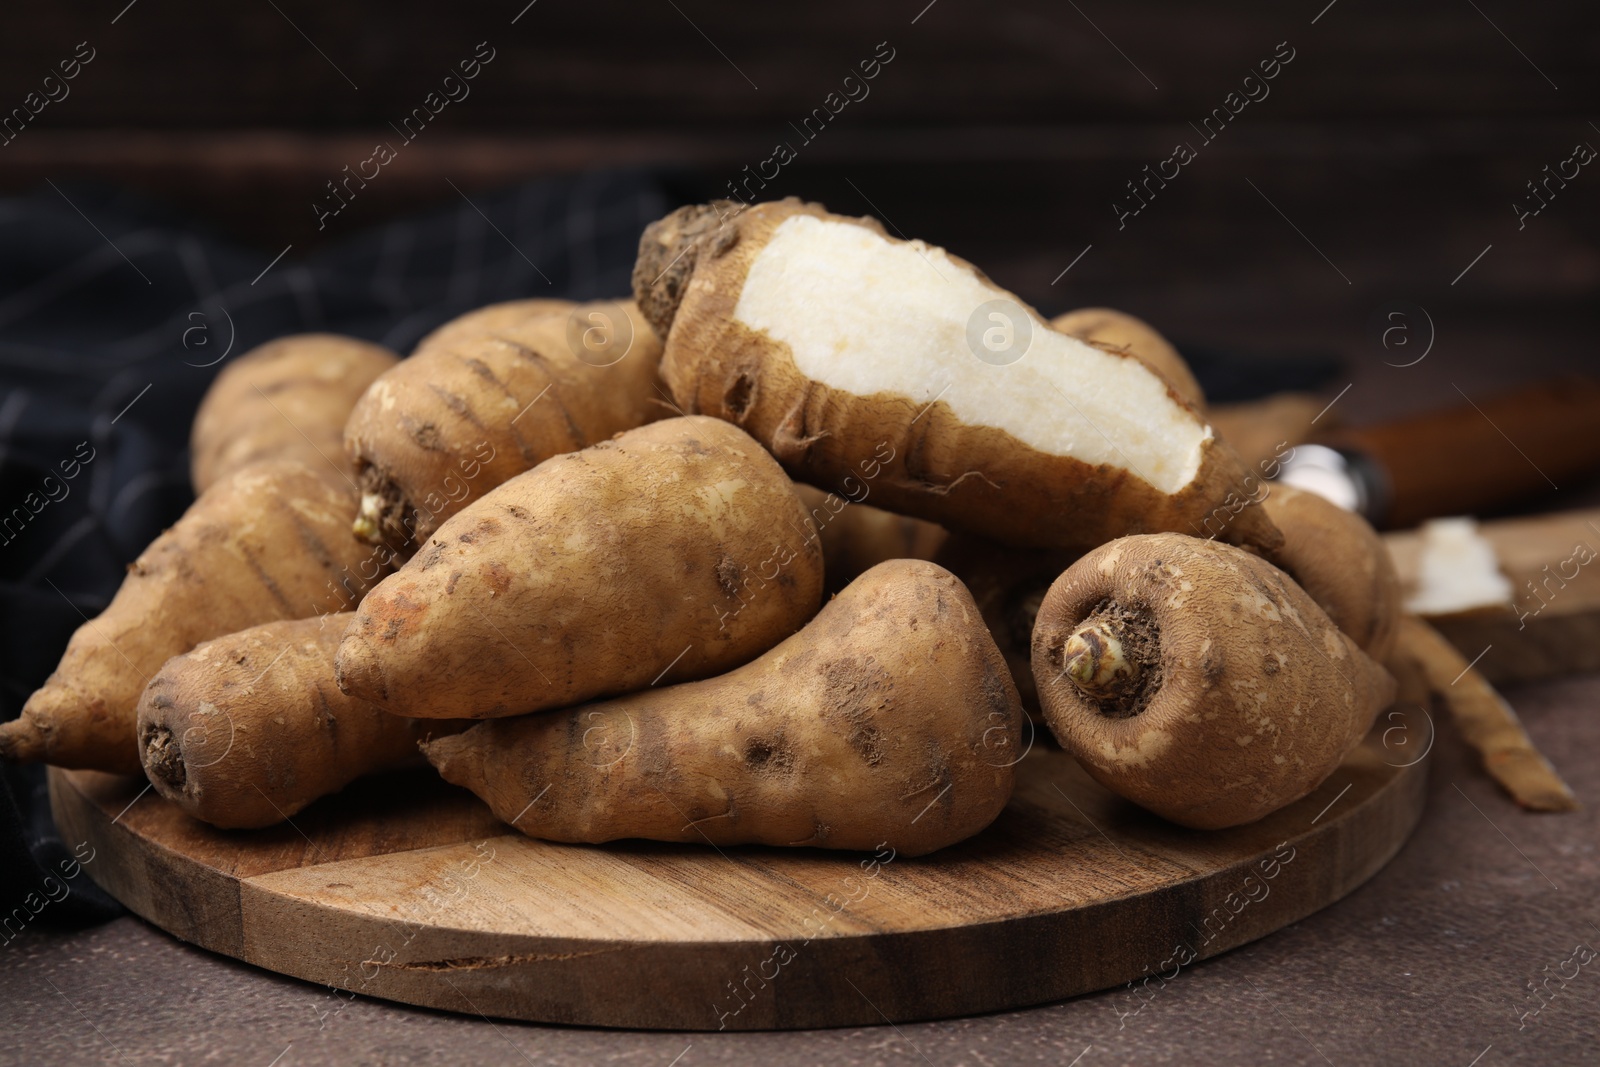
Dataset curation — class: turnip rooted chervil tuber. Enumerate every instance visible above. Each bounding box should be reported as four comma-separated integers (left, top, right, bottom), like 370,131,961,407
1260,484,1401,661
1031,533,1395,829
409,297,577,356
336,416,824,720
423,559,1023,857
1,462,385,774
189,334,398,494
634,199,1281,555
139,615,465,829
345,299,665,556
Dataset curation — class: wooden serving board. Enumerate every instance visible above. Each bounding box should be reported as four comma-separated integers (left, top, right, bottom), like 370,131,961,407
50,716,1427,1031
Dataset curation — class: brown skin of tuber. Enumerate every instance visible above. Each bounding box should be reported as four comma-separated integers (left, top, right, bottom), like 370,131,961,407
635,198,1283,557
337,416,824,720
411,299,576,355
1398,615,1575,812
630,201,741,341
1261,485,1401,661
343,299,666,557
1032,533,1396,830
1,462,388,774
424,559,1022,857
190,334,398,494
137,615,465,829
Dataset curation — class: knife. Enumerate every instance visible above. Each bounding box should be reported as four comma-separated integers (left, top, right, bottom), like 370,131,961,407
1272,377,1600,527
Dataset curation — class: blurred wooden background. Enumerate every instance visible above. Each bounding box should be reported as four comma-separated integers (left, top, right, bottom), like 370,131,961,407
2,0,1596,413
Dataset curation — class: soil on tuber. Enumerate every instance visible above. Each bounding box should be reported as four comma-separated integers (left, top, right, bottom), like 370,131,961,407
138,614,466,829
1032,533,1395,829
424,559,1022,856
0,462,387,774
344,299,666,556
336,416,824,720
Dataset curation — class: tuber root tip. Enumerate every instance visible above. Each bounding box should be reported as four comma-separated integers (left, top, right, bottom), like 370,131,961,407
352,466,418,557
419,729,482,791
0,717,47,763
352,492,385,544
631,201,741,341
1061,621,1140,700
333,631,384,702
141,723,186,792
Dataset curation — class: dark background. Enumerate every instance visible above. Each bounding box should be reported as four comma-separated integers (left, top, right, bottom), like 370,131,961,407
1,3,1598,1064
2,0,1597,414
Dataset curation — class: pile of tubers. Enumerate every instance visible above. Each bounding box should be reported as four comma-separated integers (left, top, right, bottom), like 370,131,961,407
1,198,1401,855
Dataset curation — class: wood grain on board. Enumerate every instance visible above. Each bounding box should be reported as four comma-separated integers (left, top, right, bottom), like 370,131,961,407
51,722,1427,1031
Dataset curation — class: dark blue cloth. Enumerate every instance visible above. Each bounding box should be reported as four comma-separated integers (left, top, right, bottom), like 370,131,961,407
0,170,672,927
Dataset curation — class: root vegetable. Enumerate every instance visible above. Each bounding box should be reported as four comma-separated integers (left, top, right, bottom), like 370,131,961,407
1399,615,1575,812
0,463,385,774
413,299,575,355
336,416,824,720
1050,307,1204,409
634,199,1280,555
138,615,465,829
793,483,946,594
1261,484,1401,660
190,335,398,493
344,299,665,556
423,559,1022,856
1032,533,1395,829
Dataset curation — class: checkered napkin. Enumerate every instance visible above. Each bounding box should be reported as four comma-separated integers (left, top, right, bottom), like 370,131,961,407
0,170,673,926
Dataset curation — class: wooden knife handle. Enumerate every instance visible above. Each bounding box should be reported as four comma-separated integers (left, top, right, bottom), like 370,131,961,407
1319,377,1600,529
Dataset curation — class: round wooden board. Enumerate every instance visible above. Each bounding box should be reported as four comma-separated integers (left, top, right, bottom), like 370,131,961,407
50,716,1429,1031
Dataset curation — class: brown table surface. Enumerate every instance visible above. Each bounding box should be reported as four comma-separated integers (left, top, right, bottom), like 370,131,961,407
1,669,1594,1065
